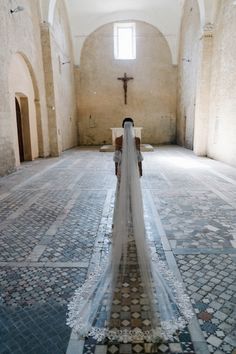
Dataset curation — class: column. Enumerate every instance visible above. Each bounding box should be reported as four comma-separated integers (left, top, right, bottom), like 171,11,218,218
193,23,214,156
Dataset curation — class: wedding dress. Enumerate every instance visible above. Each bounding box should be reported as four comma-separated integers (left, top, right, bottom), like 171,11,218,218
67,122,194,343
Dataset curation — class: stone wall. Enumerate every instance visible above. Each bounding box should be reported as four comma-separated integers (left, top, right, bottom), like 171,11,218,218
178,0,236,167
44,0,78,154
0,0,78,175
1,1,236,175
0,0,49,175
77,21,177,145
207,0,236,166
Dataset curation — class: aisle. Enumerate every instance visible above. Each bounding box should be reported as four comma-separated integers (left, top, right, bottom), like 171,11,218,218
0,146,235,354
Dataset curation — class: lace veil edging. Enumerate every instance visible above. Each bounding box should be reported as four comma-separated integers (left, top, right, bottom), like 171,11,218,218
67,122,194,342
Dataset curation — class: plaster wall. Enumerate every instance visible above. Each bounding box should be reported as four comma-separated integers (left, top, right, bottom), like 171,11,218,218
207,0,236,166
78,21,177,146
177,0,201,149
0,0,49,176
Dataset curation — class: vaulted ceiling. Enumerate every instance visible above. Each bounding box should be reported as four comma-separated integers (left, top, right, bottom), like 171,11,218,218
65,0,184,65
41,0,217,66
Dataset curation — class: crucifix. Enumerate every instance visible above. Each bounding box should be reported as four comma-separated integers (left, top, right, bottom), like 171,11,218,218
117,72,134,104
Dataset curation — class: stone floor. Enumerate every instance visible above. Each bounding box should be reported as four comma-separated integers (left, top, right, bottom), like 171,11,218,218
0,146,235,354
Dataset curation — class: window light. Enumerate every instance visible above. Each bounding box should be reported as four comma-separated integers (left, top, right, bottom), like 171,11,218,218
114,22,136,60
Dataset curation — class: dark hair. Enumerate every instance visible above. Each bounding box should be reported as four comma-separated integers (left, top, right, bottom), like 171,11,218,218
122,117,134,127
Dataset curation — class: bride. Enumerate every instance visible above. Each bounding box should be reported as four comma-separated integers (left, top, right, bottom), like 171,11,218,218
67,118,194,343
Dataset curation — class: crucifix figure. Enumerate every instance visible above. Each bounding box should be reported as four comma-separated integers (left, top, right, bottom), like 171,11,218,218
117,72,134,104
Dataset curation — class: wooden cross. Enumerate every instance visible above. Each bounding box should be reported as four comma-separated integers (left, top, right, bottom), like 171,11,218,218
117,72,134,104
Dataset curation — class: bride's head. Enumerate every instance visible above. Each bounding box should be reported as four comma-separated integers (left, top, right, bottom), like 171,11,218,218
122,117,134,127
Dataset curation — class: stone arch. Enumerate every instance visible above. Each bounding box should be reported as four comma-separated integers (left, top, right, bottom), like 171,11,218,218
14,93,32,162
79,20,176,145
39,0,62,25
46,0,69,26
81,20,173,65
79,18,175,65
17,52,44,156
8,53,42,165
85,16,175,64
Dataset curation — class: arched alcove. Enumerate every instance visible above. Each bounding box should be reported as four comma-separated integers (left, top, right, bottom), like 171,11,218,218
8,53,41,165
41,0,69,27
18,52,44,157
78,20,176,145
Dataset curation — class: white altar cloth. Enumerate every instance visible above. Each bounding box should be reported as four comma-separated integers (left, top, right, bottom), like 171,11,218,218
111,127,143,146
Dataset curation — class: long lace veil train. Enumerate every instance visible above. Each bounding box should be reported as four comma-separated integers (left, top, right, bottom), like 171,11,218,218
67,122,194,342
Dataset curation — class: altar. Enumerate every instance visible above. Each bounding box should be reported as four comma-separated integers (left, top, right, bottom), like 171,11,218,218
111,127,143,146
100,127,154,152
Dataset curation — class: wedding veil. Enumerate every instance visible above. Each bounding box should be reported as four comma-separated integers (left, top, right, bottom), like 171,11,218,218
67,122,193,342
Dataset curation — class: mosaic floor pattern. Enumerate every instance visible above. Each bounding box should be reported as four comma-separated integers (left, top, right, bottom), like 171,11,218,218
0,146,235,354
81,236,195,354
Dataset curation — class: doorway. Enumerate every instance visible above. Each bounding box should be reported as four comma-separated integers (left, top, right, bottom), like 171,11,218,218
15,98,24,162
15,95,32,163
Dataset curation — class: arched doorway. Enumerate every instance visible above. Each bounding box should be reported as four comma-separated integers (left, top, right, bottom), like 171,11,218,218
15,98,24,162
14,94,32,163
9,53,39,166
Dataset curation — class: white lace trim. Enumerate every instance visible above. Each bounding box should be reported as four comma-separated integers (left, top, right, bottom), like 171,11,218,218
150,249,194,322
67,253,194,342
68,318,188,343
67,265,107,314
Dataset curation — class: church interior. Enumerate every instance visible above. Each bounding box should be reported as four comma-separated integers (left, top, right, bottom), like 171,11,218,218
0,0,236,353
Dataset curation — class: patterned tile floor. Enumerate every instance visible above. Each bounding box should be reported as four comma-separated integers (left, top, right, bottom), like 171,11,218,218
176,254,236,354
0,146,235,354
90,235,195,354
